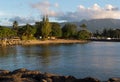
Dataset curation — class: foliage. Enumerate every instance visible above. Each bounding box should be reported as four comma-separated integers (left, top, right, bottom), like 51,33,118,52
94,28,120,38
0,26,16,38
113,29,120,38
13,21,18,30
51,22,62,37
41,17,51,39
35,22,43,37
80,24,87,30
18,24,36,40
62,23,77,38
94,30,101,37
77,30,91,40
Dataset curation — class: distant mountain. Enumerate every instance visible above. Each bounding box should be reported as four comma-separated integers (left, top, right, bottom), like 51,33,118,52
60,19,120,32
2,18,120,33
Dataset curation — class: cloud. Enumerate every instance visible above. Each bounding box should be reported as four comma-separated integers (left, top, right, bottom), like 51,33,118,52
8,16,36,25
0,12,4,16
31,2,120,22
57,4,120,22
0,11,9,17
2,2,120,26
105,4,119,11
54,3,59,8
31,1,60,17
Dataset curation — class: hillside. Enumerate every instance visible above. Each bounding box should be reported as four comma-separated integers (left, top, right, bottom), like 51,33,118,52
61,19,120,32
2,18,120,33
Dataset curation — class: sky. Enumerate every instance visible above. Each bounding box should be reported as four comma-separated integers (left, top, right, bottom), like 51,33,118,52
0,0,120,26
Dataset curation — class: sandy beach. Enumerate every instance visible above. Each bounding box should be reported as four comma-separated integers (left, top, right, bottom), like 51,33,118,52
21,39,87,45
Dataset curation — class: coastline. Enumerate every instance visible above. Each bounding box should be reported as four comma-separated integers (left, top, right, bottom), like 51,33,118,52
21,39,88,45
0,39,88,46
0,68,119,82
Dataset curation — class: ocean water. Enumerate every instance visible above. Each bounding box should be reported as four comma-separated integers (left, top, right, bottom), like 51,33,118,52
0,42,120,80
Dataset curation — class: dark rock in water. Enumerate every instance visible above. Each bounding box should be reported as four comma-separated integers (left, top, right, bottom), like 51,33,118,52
0,68,103,82
82,77,100,82
76,77,100,82
65,76,76,82
52,76,66,82
12,68,29,74
108,78,120,82
43,72,57,78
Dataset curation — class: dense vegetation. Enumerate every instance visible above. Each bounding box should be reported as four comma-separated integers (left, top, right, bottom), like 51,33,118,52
0,26,16,39
62,23,77,38
94,28,120,38
18,24,36,40
2,17,120,41
0,16,92,40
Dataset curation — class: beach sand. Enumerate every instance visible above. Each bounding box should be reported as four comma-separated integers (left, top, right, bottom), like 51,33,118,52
21,39,87,45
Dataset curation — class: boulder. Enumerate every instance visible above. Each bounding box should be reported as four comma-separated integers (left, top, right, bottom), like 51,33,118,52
65,75,76,82
52,76,66,82
12,68,29,74
0,70,10,74
43,72,58,78
108,77,120,82
41,79,47,82
79,77,100,82
45,78,53,82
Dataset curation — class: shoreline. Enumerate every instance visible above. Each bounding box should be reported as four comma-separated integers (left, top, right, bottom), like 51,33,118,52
0,68,118,82
89,38,120,42
21,39,88,45
0,39,88,46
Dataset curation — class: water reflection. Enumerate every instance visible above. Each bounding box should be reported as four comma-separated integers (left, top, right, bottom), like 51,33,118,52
0,42,120,80
0,46,16,57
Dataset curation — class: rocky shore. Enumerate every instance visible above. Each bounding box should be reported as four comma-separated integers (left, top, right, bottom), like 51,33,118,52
0,68,119,82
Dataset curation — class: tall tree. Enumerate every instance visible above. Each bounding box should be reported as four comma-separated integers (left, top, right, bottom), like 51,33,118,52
41,16,51,39
13,21,18,30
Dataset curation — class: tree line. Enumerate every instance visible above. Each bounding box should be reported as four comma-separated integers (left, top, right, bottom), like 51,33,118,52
0,16,91,40
94,28,120,38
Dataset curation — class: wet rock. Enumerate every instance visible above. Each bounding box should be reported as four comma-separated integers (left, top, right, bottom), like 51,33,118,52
32,73,46,81
45,78,53,82
79,77,100,82
0,76,13,81
52,76,66,82
41,79,47,82
12,68,29,74
25,70,41,75
44,72,57,78
0,70,10,74
0,68,108,82
108,78,120,82
22,78,38,82
65,76,76,82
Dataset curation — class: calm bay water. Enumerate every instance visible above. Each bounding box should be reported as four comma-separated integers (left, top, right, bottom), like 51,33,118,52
0,42,120,80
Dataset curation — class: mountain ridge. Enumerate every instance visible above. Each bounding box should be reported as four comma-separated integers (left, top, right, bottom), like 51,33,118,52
60,18,120,32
